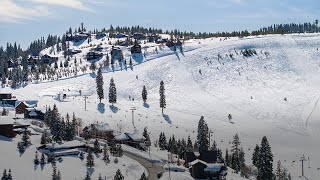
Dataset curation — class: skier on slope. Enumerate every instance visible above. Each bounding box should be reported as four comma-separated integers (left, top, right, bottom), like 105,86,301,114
228,114,232,122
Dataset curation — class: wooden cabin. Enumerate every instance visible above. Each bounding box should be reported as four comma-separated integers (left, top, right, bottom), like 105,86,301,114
0,118,16,138
24,107,45,120
15,101,37,114
185,151,227,180
86,51,103,61
133,33,146,40
130,42,142,54
74,33,88,42
81,123,114,140
111,47,124,61
41,54,58,64
96,32,106,39
27,56,40,65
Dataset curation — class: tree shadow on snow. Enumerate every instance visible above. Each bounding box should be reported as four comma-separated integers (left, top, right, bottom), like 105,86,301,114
98,103,105,114
90,72,96,78
87,167,95,176
0,135,13,142
162,114,172,124
109,105,118,113
132,53,143,64
143,102,150,108
174,52,180,60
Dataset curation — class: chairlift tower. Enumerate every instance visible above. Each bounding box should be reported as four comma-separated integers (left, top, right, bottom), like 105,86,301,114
130,107,136,130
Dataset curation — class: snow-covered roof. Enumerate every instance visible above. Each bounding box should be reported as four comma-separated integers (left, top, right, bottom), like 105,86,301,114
91,123,112,132
29,111,38,117
114,133,129,141
189,159,207,166
15,101,37,108
204,163,224,172
125,132,145,142
0,116,14,125
25,108,36,111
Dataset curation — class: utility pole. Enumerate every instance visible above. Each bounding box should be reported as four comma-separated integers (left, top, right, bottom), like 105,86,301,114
130,107,136,130
300,155,306,177
208,130,213,148
84,96,88,110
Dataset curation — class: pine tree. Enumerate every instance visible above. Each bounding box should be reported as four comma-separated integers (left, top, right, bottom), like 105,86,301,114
141,85,147,103
22,128,31,146
2,169,7,180
96,67,104,103
108,78,117,105
102,144,110,163
159,81,166,113
257,136,273,180
98,174,104,180
143,127,151,147
225,149,230,166
64,118,74,141
252,144,260,167
231,133,241,172
79,151,84,160
275,161,283,180
52,165,59,180
41,153,46,165
114,169,124,180
86,148,94,167
84,171,91,180
34,151,40,165
211,140,217,151
186,135,193,152
139,172,147,180
93,139,101,154
41,132,47,144
7,169,12,180
72,112,77,136
197,116,209,153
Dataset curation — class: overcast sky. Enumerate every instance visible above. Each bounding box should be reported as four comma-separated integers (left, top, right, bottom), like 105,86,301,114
0,0,319,49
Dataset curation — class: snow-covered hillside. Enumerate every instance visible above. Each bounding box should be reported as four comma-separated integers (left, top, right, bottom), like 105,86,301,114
2,33,320,179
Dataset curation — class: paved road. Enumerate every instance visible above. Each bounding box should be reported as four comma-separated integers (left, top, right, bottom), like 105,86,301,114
124,151,164,180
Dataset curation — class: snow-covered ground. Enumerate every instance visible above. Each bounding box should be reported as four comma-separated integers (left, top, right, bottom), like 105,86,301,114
2,33,320,179
0,130,147,180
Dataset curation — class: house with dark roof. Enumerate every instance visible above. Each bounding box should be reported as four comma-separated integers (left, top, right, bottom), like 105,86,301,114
131,41,142,54
114,131,147,150
41,54,58,65
66,48,82,55
15,101,36,114
27,55,40,65
185,150,227,180
24,107,45,120
111,46,124,62
0,117,16,138
133,33,146,40
0,93,17,107
86,51,103,61
96,32,106,39
74,33,89,42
